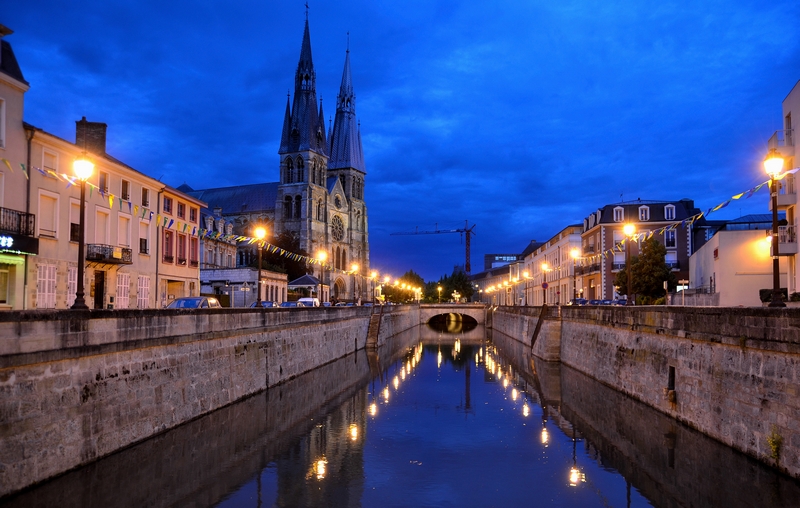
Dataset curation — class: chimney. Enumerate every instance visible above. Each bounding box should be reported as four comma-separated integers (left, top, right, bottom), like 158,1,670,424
75,117,108,155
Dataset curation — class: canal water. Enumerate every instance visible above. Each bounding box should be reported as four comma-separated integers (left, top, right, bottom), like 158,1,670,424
3,322,800,507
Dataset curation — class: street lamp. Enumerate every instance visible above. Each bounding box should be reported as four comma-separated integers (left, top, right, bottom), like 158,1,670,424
317,250,327,303
370,271,377,304
351,263,359,303
70,153,94,310
254,226,267,306
570,248,580,302
623,223,636,306
437,285,442,303
765,148,786,307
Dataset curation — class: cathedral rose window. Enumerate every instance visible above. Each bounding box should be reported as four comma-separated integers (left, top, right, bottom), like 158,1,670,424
332,216,345,241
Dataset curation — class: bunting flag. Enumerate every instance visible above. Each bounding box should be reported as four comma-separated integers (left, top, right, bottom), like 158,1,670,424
20,163,28,180
1,158,13,173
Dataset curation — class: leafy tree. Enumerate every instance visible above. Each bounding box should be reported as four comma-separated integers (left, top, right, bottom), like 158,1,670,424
383,269,425,303
613,236,677,303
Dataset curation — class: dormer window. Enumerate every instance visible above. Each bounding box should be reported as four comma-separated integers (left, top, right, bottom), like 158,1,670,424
664,205,676,221
613,207,624,222
639,206,650,221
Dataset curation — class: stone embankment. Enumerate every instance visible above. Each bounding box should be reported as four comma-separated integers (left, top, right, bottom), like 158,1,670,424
491,305,800,479
0,305,419,496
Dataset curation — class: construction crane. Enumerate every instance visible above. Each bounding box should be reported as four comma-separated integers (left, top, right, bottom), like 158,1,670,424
391,220,476,273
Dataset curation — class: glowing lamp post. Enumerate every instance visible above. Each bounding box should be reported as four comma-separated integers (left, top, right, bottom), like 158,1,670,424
437,285,442,303
351,263,359,303
765,148,786,307
317,250,327,302
254,226,267,306
70,153,94,310
370,271,377,304
623,223,636,306
570,248,580,301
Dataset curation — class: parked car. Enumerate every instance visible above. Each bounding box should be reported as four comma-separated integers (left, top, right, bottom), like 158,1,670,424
280,301,306,308
600,299,614,305
321,301,332,307
567,298,587,306
297,297,320,307
250,301,278,308
588,299,603,306
613,299,628,306
166,297,222,309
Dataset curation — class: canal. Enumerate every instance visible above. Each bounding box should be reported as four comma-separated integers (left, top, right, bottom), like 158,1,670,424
3,322,800,507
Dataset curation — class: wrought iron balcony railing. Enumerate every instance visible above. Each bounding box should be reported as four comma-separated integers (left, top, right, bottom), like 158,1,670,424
86,244,133,264
768,129,794,149
1,207,36,236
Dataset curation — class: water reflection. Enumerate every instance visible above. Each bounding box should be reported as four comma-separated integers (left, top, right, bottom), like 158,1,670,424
4,324,800,507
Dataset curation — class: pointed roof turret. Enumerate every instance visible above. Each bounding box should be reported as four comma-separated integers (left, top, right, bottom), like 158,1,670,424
329,47,365,172
279,93,292,153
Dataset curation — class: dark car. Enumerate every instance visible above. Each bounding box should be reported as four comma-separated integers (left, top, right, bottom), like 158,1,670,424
567,298,587,306
250,301,278,308
280,301,306,308
588,299,603,306
166,297,222,309
613,299,628,306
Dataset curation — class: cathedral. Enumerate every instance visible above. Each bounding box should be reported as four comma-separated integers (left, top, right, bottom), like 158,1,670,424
182,17,369,300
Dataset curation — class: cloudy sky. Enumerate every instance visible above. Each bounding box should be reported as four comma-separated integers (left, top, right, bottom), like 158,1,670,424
6,1,800,281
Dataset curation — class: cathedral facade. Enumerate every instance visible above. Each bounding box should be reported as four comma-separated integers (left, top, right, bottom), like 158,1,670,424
185,18,369,301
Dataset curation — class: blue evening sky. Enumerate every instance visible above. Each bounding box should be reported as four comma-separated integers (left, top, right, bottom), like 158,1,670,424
5,1,800,281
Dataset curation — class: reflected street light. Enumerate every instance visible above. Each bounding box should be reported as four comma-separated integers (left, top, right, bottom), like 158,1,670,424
254,226,266,306
623,223,636,306
71,153,94,310
765,148,786,307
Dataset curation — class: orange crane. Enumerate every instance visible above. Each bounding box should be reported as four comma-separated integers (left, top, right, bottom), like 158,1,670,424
391,220,477,273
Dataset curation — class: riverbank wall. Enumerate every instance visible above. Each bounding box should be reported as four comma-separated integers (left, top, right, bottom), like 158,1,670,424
0,305,419,496
491,305,800,479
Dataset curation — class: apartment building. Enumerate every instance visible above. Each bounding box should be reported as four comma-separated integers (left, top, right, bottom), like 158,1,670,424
0,26,35,310
768,79,798,297
522,225,582,306
157,186,204,307
579,199,699,300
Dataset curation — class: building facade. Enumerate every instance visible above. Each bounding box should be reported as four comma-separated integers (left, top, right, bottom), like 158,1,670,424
186,18,369,302
523,225,582,306
579,199,699,301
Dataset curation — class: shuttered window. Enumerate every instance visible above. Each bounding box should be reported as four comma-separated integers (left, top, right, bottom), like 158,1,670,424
116,273,130,309
137,276,150,308
37,263,56,309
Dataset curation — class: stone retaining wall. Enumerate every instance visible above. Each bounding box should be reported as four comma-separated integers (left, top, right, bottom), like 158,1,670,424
491,305,800,479
489,305,561,361
0,306,420,496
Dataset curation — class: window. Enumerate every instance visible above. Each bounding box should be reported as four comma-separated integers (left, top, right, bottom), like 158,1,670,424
665,230,677,248
284,196,293,218
43,150,58,172
139,221,149,254
137,276,150,308
190,237,199,267
118,215,131,247
177,202,185,219
294,195,302,218
67,266,77,307
0,98,5,148
613,207,624,222
639,206,650,221
142,188,150,207
317,199,324,221
177,234,187,264
95,209,110,244
285,158,294,183
163,230,174,262
70,200,81,242
163,196,173,214
121,180,131,200
38,191,58,238
116,273,130,309
664,205,676,221
297,157,304,182
99,171,109,193
36,263,56,309
189,207,198,222
0,265,8,304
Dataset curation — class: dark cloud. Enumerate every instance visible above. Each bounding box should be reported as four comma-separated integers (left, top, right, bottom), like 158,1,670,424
5,0,800,280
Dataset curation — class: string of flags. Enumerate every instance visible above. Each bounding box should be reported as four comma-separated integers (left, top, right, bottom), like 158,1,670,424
2,157,798,272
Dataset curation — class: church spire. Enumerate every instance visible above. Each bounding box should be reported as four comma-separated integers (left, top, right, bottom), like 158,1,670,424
280,16,326,156
279,93,291,153
328,46,365,172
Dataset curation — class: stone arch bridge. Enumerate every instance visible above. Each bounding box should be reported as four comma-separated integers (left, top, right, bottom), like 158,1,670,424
419,303,486,325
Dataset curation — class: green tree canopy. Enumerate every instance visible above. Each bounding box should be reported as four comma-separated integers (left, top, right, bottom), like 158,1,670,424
613,236,678,303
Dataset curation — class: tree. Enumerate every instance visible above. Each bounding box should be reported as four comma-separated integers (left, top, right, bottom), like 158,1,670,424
613,237,677,303
257,231,310,281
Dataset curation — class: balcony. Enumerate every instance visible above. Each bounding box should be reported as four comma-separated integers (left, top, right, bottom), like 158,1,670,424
86,244,133,264
768,129,794,156
775,174,797,209
778,225,798,255
1,207,35,236
611,263,625,271
583,245,595,254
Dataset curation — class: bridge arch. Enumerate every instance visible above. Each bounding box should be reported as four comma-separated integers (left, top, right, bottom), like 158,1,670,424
419,304,486,327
